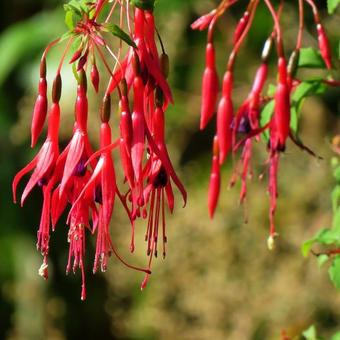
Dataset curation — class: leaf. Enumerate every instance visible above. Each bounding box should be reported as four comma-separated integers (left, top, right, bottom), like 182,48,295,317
327,0,340,14
334,166,340,182
65,10,76,30
332,208,340,230
315,228,339,245
329,255,340,289
105,24,137,48
303,325,318,340
290,81,326,133
331,332,340,340
317,254,329,268
260,99,274,142
332,185,340,213
266,83,276,97
130,0,155,10
299,48,327,69
302,238,315,257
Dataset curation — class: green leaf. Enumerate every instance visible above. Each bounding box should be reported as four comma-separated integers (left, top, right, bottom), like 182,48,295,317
332,209,340,230
299,48,327,69
130,0,155,10
317,254,329,268
332,185,340,213
303,325,318,340
334,166,340,182
329,255,340,289
328,0,340,14
260,99,274,142
105,24,137,48
65,10,76,30
290,81,326,133
315,228,339,245
266,84,276,97
302,238,315,257
331,332,340,340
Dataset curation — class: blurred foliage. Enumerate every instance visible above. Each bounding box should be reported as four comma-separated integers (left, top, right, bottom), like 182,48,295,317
0,0,340,340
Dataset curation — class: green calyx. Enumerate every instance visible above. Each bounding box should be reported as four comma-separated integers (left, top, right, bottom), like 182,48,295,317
130,0,155,11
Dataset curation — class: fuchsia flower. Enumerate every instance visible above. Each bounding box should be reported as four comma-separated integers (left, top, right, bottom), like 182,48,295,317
13,0,186,298
194,0,332,247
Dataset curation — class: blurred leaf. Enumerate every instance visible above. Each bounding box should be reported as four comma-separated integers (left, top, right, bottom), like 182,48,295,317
328,0,340,14
332,185,340,212
302,238,315,257
329,255,340,289
303,325,319,340
331,332,340,340
317,254,329,268
332,208,340,230
334,166,340,182
0,10,64,86
298,48,327,69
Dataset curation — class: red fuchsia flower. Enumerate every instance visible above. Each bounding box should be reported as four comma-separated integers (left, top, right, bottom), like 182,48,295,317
58,70,95,198
217,70,234,164
69,95,117,274
14,0,185,298
13,74,61,272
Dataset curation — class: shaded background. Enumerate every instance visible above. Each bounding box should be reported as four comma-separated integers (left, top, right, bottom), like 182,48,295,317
0,0,340,339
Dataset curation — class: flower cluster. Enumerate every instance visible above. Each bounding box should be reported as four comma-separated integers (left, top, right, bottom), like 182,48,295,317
193,0,337,248
13,0,186,299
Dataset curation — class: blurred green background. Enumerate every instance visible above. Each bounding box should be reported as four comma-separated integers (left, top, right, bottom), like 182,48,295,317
1,0,340,339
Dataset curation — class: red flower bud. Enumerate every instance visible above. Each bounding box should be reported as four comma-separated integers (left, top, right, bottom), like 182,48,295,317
200,43,219,130
317,24,332,69
90,63,100,93
191,10,216,31
270,58,290,152
31,78,48,147
233,11,250,44
217,71,233,164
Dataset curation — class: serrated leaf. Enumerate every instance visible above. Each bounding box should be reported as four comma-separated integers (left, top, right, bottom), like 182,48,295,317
328,0,340,14
303,325,318,340
106,24,137,48
317,254,329,268
329,255,340,289
299,48,327,69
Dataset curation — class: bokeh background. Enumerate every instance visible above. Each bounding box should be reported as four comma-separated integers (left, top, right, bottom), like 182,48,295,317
1,0,340,339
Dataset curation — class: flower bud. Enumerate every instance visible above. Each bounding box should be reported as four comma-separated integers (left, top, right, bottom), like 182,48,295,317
52,74,62,103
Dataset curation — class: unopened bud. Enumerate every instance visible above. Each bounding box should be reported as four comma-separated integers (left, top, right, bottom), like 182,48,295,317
52,74,62,103
261,36,274,63
40,57,46,78
287,49,300,78
101,94,111,122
